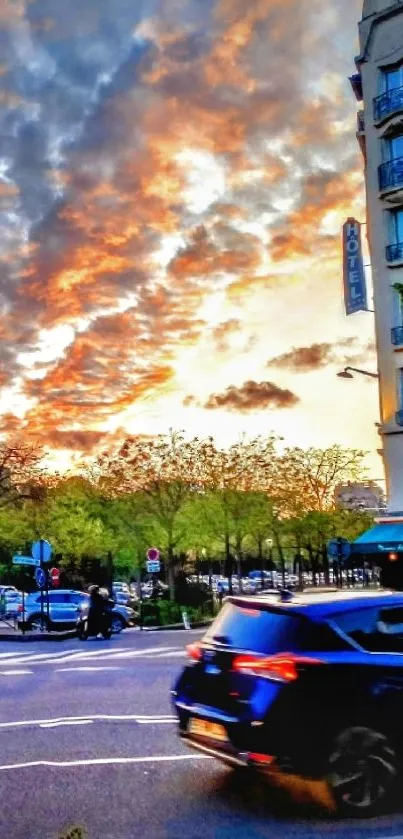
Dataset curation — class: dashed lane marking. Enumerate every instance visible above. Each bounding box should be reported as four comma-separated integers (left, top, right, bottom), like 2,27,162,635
0,714,177,730
0,754,212,771
0,646,181,667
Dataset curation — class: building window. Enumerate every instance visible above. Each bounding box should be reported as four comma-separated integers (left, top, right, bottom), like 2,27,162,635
386,209,403,263
383,134,403,162
397,369,403,409
390,208,403,244
383,65,403,93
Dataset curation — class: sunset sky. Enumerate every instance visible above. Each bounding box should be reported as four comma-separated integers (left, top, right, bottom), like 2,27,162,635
0,0,382,478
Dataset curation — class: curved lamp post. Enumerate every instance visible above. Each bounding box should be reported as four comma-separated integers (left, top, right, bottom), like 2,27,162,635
337,366,379,380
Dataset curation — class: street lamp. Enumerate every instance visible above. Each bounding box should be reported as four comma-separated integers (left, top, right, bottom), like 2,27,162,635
337,366,379,380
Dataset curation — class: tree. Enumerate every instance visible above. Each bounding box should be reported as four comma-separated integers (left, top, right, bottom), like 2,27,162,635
0,441,45,507
96,431,213,598
273,445,368,515
192,436,278,591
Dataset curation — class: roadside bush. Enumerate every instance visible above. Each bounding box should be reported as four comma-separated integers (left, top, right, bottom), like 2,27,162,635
139,599,214,627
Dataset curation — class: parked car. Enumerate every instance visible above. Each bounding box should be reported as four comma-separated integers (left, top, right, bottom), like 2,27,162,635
173,589,403,817
19,589,135,633
0,585,19,596
0,589,25,620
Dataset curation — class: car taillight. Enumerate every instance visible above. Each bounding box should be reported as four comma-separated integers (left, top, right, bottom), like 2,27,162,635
186,642,203,662
232,652,323,682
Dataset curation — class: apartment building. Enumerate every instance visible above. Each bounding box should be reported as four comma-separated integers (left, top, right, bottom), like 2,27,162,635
353,0,403,513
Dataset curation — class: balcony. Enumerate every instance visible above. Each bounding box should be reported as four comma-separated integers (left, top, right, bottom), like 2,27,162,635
386,242,403,262
350,73,363,101
378,156,403,197
374,85,403,124
356,110,366,158
391,325,403,345
396,410,403,426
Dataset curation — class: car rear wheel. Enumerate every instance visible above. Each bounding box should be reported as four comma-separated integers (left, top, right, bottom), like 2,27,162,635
327,725,398,817
28,614,50,633
111,614,125,633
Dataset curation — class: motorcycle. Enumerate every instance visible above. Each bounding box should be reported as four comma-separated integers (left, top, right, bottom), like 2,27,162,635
76,601,113,640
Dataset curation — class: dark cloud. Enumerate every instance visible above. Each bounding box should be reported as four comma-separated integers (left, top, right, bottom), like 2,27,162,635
267,338,377,373
204,380,299,412
268,343,337,372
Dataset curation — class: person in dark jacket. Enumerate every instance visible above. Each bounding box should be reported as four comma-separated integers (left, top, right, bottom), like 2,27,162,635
87,585,107,633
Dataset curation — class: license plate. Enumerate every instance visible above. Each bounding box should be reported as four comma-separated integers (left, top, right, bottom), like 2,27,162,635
188,718,228,742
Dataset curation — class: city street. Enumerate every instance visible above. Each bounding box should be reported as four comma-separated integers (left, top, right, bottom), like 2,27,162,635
0,629,403,839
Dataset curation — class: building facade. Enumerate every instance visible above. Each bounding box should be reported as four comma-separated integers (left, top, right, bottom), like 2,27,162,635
354,0,403,512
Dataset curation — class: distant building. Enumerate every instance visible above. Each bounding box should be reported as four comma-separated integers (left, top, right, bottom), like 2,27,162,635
335,482,386,513
353,1,403,514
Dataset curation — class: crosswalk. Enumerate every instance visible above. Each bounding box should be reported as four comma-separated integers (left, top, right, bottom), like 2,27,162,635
0,644,187,673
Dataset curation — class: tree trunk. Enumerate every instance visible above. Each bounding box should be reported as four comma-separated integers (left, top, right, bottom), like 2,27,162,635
107,551,114,595
257,537,264,590
167,544,175,600
208,560,213,592
225,533,233,595
321,544,329,584
273,530,286,587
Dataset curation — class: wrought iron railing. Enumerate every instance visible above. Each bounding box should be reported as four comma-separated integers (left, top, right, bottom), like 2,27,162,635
386,242,403,262
379,156,403,191
374,85,403,122
391,325,403,345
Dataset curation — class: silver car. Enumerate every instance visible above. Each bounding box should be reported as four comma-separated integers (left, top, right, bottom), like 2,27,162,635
19,589,135,633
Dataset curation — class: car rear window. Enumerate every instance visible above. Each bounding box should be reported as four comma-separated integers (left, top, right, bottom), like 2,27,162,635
203,602,346,654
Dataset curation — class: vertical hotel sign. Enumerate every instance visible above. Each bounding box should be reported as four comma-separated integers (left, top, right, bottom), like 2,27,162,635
342,218,367,315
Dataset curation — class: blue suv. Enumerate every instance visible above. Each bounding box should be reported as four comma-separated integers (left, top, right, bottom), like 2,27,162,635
173,590,403,817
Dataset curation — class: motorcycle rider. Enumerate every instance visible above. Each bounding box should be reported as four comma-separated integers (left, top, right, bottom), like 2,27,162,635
87,585,110,635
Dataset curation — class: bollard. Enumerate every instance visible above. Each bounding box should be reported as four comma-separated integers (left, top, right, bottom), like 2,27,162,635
182,609,191,630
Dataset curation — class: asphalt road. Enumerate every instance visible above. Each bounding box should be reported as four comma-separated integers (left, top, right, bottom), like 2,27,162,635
1,629,403,839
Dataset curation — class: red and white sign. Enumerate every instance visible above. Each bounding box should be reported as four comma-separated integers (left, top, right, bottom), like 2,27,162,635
147,547,160,561
50,567,60,587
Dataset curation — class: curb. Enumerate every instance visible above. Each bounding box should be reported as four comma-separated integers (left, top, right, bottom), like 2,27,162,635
142,619,213,632
0,630,77,643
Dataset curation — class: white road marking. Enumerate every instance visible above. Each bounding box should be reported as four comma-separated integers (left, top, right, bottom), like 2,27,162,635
0,652,34,660
0,714,177,730
0,754,212,771
39,720,94,728
147,651,185,658
0,647,133,666
0,645,181,667
0,669,33,675
56,667,124,672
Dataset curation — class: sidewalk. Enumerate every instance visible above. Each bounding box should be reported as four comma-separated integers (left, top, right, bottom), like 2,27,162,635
0,621,76,642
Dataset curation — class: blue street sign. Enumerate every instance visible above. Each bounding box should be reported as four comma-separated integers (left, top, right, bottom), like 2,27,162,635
327,538,351,561
35,567,46,588
12,555,40,567
147,560,160,573
32,539,52,564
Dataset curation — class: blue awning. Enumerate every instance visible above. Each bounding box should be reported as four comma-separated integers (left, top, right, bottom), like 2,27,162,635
352,523,403,554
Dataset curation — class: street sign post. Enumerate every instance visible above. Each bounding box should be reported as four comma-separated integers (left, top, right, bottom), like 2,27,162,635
32,540,52,565
35,567,46,588
32,540,53,622
327,538,351,560
146,559,160,574
12,555,40,567
327,537,351,588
